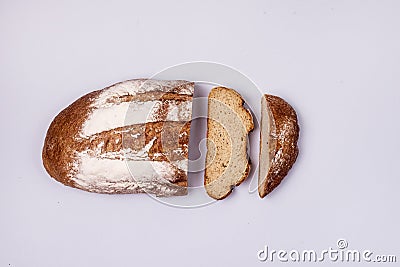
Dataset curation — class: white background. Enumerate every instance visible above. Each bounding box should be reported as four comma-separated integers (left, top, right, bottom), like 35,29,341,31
1,0,400,266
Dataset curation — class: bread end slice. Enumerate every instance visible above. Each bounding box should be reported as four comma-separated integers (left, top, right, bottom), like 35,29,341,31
259,94,299,198
205,87,254,200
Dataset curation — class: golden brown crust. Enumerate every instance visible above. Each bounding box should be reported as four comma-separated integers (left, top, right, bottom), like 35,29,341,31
259,94,299,198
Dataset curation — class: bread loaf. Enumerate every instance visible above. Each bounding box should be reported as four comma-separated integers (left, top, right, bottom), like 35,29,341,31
204,87,254,200
258,94,299,198
42,79,194,196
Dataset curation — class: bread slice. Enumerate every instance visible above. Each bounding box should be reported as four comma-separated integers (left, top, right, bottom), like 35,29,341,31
204,87,254,200
42,79,194,196
259,94,299,198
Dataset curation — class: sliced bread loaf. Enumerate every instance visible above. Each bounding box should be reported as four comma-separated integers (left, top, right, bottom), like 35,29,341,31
42,79,194,196
204,87,254,200
259,94,299,198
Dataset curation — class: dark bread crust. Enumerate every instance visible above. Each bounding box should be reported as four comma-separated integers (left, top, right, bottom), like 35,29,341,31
259,94,299,198
42,90,98,188
42,79,193,195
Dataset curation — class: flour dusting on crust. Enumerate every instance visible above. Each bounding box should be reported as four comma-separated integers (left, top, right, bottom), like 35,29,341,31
59,79,194,196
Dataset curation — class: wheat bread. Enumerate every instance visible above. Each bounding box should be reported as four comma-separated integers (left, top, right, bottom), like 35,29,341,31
204,87,254,200
42,79,193,196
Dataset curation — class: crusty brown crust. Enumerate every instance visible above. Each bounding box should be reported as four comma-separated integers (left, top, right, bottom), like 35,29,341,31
204,87,254,200
259,94,299,198
77,121,190,162
42,79,193,195
42,90,98,188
